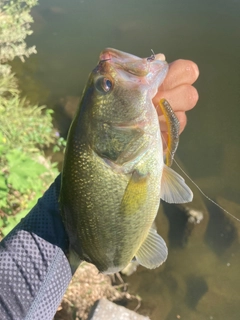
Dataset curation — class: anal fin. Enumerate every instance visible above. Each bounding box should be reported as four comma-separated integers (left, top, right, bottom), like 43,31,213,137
135,228,168,269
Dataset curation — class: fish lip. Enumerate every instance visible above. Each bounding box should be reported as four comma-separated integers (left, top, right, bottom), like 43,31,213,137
100,48,142,65
98,48,168,87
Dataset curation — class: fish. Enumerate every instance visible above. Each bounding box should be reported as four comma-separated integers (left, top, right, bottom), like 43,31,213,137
60,48,193,274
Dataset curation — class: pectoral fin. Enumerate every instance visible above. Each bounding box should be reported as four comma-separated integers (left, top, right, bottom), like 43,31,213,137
121,170,149,215
160,164,193,203
135,228,168,269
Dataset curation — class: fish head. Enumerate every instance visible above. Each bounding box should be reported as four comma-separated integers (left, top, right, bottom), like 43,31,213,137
76,48,168,161
97,47,168,97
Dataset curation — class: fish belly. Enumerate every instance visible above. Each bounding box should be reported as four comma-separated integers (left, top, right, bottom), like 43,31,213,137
61,141,162,273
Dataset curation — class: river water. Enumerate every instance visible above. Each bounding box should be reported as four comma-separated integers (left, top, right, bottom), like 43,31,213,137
14,0,240,319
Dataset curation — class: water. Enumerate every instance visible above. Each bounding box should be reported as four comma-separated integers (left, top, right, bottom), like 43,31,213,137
14,0,240,319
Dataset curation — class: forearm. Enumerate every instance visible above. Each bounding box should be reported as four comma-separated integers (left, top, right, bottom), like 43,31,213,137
0,175,72,320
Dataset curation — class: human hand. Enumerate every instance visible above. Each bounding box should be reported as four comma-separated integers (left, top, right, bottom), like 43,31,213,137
152,55,199,146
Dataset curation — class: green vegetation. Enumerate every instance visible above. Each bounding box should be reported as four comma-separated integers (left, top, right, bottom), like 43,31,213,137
0,0,66,237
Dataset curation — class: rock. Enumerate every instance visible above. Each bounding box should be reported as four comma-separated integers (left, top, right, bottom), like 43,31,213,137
88,298,150,320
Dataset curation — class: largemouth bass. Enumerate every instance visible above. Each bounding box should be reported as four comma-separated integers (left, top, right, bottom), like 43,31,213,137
60,48,193,274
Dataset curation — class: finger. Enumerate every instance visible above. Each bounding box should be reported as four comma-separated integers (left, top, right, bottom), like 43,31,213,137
155,53,166,61
160,59,199,90
159,111,187,134
153,84,199,113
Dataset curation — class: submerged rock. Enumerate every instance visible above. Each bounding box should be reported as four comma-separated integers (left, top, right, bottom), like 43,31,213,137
88,298,150,320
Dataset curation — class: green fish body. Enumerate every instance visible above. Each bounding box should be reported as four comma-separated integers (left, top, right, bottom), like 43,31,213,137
60,48,193,274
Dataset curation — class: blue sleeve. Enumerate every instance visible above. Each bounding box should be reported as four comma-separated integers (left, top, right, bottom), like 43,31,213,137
0,175,73,320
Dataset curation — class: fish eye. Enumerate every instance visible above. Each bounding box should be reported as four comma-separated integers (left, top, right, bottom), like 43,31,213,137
95,77,113,94
103,78,112,92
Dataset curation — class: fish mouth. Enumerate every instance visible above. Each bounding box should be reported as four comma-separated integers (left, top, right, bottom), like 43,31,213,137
97,48,168,88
